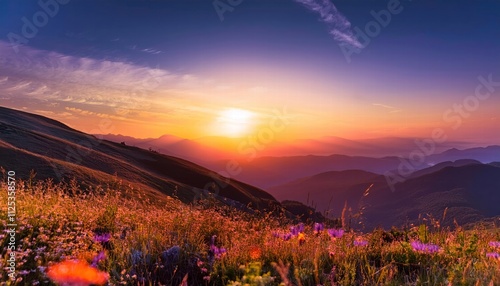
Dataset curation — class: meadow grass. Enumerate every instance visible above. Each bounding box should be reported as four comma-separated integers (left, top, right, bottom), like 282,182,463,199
0,179,499,285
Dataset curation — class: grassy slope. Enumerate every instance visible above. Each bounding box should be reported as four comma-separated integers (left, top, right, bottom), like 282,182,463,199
1,179,499,286
0,106,279,211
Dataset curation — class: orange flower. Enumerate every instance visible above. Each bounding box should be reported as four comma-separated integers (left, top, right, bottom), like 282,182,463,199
47,260,109,286
249,246,262,260
298,233,306,245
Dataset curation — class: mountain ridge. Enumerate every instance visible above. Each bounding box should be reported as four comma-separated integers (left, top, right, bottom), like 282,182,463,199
268,164,500,229
0,106,279,212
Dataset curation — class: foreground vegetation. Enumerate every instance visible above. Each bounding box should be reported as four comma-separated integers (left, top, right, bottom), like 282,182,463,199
0,177,499,285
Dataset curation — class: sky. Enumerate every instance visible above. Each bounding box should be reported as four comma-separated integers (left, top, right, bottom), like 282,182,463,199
0,0,499,144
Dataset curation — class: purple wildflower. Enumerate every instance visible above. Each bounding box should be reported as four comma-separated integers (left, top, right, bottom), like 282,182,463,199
273,231,292,241
354,239,368,247
209,235,226,259
410,241,441,254
313,223,324,233
210,245,226,259
290,223,304,236
94,233,111,244
91,251,106,267
283,233,293,241
486,252,500,259
327,228,344,238
489,241,500,249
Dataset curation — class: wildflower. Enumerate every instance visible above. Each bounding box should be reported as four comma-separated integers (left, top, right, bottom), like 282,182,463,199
209,235,226,260
486,252,500,259
489,241,500,249
249,246,262,260
210,245,227,259
327,228,344,238
354,239,368,247
313,223,324,234
131,250,143,266
410,241,441,254
162,245,180,266
282,233,293,241
290,223,304,236
210,235,217,245
272,231,293,241
91,251,106,268
93,233,111,244
298,233,306,245
47,260,108,285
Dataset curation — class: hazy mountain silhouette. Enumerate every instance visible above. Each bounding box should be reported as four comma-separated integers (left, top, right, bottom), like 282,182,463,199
99,133,477,158
427,146,500,163
94,133,226,163
207,155,427,189
98,133,499,190
267,170,383,216
268,164,500,229
408,159,481,179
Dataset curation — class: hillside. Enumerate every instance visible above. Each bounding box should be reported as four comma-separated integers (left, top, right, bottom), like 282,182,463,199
97,133,500,190
203,147,500,190
2,180,499,285
0,106,278,211
206,155,419,189
408,159,482,178
268,164,500,230
428,146,500,163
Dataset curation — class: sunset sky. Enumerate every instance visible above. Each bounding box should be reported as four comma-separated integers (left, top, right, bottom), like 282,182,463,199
1,0,499,143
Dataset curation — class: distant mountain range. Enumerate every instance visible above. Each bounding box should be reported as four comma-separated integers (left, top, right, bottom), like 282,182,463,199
2,106,499,230
95,133,481,162
268,163,500,229
97,134,500,189
206,147,500,189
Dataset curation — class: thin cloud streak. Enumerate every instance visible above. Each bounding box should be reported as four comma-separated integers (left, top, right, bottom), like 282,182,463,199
372,103,396,109
294,0,362,49
0,40,253,138
372,103,402,113
0,40,213,112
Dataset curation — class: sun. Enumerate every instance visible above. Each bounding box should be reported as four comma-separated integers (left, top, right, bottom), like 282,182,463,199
213,108,255,138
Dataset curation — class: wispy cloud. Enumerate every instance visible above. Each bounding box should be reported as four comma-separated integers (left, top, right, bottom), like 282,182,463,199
294,0,362,49
372,103,402,113
0,40,206,112
0,41,242,137
372,103,395,109
141,48,162,55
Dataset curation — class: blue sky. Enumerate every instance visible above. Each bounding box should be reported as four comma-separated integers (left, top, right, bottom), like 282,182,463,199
0,0,499,142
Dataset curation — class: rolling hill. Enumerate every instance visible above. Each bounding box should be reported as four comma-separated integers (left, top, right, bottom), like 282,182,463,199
205,146,500,189
97,133,500,190
0,106,279,211
268,164,500,229
206,154,426,189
